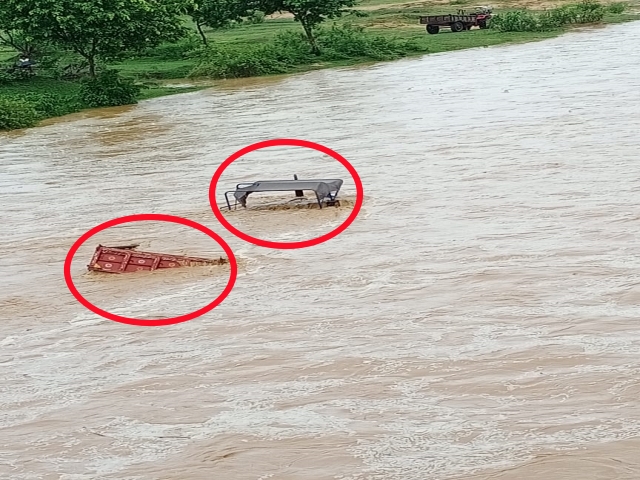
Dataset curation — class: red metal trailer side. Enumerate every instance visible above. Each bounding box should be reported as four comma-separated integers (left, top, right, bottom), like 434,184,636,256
419,12,491,34
87,245,226,274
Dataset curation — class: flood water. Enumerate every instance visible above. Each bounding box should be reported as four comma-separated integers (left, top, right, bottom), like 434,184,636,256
2,21,640,480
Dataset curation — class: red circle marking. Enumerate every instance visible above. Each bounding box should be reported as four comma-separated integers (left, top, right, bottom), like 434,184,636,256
63,214,237,327
209,139,363,249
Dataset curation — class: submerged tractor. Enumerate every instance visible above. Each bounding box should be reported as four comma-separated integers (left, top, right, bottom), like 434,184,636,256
420,6,492,34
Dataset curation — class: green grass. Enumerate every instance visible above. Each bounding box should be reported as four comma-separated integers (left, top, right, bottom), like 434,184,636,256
138,84,204,100
0,78,200,102
115,58,196,79
0,77,81,96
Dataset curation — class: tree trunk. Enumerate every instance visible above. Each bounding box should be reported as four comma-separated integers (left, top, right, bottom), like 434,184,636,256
196,20,208,46
88,55,96,78
300,18,320,55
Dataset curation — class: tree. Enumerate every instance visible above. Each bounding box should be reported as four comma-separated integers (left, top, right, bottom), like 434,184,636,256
0,30,34,58
190,0,256,45
257,0,357,54
1,0,193,77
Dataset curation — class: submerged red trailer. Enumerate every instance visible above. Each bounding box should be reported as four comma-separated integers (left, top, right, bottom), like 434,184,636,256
87,244,227,274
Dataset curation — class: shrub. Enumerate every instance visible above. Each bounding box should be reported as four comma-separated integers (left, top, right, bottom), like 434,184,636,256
142,36,202,60
248,10,266,24
0,96,40,130
574,0,605,22
547,5,578,25
492,2,606,32
18,92,82,117
189,24,427,79
607,2,627,13
0,69,13,86
79,70,141,108
490,10,539,32
190,44,288,79
318,24,424,61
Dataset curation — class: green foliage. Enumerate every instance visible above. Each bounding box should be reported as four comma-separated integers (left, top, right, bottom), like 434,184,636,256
189,43,289,79
142,36,202,61
190,24,427,79
258,0,358,24
271,30,316,63
257,0,358,53
191,0,255,29
248,10,267,23
574,0,606,22
0,96,39,129
1,0,191,76
607,2,627,13
18,92,82,117
0,29,37,58
79,70,141,108
491,1,607,32
190,0,258,44
490,10,540,32
318,24,424,61
0,69,12,86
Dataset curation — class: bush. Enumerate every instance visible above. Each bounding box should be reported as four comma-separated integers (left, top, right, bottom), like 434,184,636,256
491,1,606,32
142,36,202,60
537,11,563,30
490,10,540,31
272,31,315,64
189,24,427,79
190,44,287,79
574,0,605,22
0,96,40,130
18,92,82,117
319,24,387,60
248,10,266,24
0,69,13,86
79,70,141,108
607,2,627,13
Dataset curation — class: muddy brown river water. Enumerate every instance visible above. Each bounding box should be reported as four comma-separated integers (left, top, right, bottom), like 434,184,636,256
2,21,640,480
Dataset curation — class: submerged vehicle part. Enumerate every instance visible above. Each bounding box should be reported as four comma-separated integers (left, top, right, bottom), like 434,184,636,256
225,175,343,210
87,244,227,274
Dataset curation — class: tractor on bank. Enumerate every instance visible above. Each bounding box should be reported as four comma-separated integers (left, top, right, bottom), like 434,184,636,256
420,6,493,34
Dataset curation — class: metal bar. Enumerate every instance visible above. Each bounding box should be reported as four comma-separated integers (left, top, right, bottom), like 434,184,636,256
224,191,234,210
293,174,304,197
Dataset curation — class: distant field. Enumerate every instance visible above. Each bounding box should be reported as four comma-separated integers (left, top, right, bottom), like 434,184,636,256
1,0,638,129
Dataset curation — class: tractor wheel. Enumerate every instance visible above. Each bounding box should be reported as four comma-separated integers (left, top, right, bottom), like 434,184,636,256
426,24,440,34
451,21,465,32
479,20,488,29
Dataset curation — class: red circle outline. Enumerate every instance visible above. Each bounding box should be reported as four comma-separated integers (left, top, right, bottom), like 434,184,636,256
63,214,237,327
209,139,363,249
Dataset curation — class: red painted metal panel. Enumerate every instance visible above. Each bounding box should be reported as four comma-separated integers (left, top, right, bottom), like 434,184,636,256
87,245,227,274
124,264,153,273
94,260,123,272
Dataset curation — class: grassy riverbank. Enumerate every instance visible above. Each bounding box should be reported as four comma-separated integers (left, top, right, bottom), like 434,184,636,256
1,0,638,130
